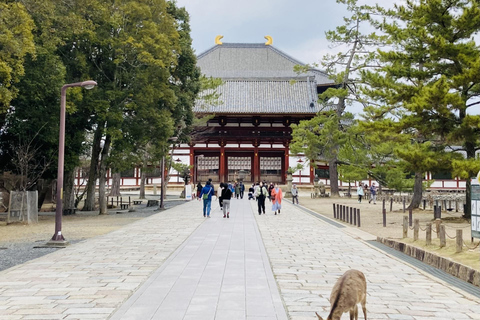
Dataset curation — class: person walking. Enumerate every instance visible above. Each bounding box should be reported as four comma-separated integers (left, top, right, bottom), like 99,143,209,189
196,182,203,199
239,182,245,199
218,182,225,209
234,182,240,199
271,183,283,215
357,183,364,203
255,182,268,215
291,184,299,204
268,183,274,202
368,183,377,204
198,181,214,217
221,183,233,218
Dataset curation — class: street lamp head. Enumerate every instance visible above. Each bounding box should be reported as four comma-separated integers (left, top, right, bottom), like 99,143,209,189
81,80,97,90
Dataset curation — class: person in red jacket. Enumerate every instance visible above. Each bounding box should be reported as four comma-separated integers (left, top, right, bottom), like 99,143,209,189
270,183,283,215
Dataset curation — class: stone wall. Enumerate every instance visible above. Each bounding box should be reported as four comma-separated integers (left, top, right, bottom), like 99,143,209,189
377,237,480,287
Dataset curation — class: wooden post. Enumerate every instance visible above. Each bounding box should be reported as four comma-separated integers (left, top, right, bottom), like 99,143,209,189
357,209,361,227
346,207,349,223
437,206,441,219
456,229,463,253
116,196,119,206
403,216,408,238
435,219,442,238
120,196,123,205
333,203,336,219
390,197,393,212
129,196,131,206
414,219,419,241
426,223,432,245
408,208,413,227
383,208,386,227
353,208,357,226
423,199,426,210
439,225,446,248
403,198,406,213
383,199,385,211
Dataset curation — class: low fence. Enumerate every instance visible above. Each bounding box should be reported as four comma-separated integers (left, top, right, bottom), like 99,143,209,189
401,217,480,253
376,193,466,213
332,203,361,227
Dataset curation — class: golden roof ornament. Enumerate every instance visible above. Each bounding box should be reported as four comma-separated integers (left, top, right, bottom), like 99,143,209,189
215,35,224,45
264,35,273,45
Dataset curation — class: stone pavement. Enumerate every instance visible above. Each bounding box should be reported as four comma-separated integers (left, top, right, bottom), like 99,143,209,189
251,200,480,320
0,200,206,320
110,197,287,320
1,196,480,320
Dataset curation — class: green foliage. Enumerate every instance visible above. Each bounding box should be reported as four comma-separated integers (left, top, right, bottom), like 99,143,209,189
0,2,35,111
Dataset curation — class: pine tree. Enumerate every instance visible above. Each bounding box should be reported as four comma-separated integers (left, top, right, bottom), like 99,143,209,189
363,0,480,215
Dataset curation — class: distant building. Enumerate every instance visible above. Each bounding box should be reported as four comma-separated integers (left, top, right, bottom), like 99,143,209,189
173,37,335,184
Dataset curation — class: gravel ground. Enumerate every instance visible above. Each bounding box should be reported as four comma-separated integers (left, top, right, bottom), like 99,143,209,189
0,194,186,272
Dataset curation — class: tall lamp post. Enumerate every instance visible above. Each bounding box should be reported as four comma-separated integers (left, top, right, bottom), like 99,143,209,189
49,80,97,245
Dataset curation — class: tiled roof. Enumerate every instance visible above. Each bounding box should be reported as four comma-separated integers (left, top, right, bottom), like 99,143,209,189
197,43,333,85
195,77,332,114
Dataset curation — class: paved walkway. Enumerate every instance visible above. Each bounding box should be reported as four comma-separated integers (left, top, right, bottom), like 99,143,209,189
1,196,480,320
110,197,287,320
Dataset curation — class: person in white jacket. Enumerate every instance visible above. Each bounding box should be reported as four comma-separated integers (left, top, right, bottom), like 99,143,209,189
357,184,364,203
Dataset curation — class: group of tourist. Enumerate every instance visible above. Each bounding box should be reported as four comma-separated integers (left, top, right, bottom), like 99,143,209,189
196,180,291,218
356,183,377,204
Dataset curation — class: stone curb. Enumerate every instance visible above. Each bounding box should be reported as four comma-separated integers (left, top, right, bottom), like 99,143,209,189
377,237,480,287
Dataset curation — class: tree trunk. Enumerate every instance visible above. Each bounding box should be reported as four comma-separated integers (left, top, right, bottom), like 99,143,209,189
139,167,146,199
329,158,339,197
109,173,121,197
36,178,53,211
98,135,111,215
83,123,104,211
463,141,475,219
63,170,76,210
408,171,423,210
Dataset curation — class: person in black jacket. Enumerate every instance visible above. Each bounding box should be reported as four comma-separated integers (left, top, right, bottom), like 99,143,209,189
255,182,268,215
221,183,233,218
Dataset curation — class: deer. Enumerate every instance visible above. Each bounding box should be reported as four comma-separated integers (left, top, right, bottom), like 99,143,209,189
315,269,367,320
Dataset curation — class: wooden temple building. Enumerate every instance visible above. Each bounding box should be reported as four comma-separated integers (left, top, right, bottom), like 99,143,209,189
172,36,335,185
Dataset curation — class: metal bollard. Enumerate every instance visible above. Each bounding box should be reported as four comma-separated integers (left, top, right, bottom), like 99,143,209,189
409,208,413,227
357,209,361,227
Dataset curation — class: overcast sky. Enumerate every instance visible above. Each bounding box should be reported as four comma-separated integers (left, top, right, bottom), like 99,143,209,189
175,0,373,65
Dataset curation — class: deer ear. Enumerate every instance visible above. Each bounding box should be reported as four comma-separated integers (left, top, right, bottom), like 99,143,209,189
315,312,324,320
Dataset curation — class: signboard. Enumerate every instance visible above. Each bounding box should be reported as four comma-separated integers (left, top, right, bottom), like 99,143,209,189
185,185,192,201
472,179,480,239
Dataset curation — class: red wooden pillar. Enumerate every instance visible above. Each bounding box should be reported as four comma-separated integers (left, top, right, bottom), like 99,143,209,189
284,145,289,183
219,145,225,182
254,146,260,182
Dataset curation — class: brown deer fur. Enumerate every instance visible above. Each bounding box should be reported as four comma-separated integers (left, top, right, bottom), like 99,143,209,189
316,269,367,320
